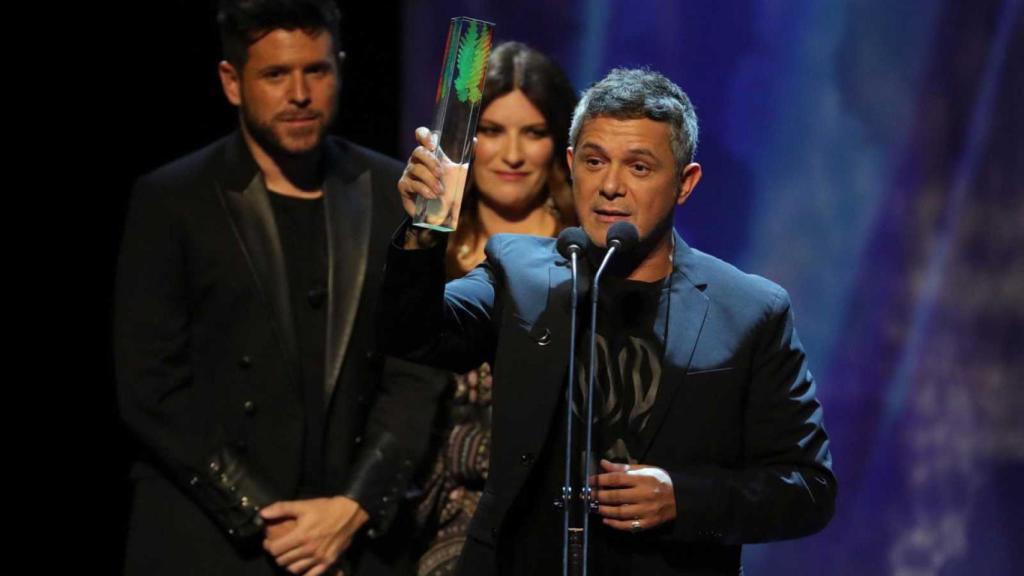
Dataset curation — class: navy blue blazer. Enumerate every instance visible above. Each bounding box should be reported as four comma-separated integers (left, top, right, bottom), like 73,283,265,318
380,230,836,575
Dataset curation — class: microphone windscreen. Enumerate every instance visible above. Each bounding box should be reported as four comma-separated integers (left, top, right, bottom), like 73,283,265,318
606,221,639,254
556,226,589,258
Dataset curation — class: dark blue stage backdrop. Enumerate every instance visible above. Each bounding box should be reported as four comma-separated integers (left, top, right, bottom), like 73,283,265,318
399,1,1023,573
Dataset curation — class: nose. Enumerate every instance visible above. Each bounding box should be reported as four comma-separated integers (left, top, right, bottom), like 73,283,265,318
599,165,625,199
501,133,525,169
288,72,311,107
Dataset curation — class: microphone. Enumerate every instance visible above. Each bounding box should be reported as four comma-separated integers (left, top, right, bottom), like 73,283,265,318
555,226,587,576
556,226,589,259
606,221,639,254
580,221,639,576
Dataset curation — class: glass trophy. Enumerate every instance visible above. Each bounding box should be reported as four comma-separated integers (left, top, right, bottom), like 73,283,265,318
413,17,495,232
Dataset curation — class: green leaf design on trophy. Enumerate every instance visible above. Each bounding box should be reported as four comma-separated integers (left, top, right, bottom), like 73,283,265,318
453,21,490,104
469,27,492,102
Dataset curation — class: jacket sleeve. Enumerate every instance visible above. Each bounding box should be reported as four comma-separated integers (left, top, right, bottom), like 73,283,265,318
342,355,450,535
666,288,836,544
114,177,283,549
376,221,499,374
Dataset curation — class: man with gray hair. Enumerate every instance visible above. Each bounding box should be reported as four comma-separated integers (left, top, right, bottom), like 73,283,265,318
386,67,836,574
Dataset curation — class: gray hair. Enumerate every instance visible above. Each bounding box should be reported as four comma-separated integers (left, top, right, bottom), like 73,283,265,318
569,68,699,172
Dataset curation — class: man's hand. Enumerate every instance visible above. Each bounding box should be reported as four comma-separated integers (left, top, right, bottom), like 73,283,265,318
592,459,676,533
260,496,369,575
264,517,297,541
398,127,443,219
396,126,478,248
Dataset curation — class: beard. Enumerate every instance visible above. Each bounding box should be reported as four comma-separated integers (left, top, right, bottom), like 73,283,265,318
241,101,337,160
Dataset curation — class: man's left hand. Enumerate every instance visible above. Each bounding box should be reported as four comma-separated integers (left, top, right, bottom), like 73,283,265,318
261,496,369,575
592,459,676,533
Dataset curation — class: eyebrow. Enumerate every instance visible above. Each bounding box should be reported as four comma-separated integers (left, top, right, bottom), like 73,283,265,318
578,142,607,155
256,59,332,73
627,148,659,160
578,142,659,161
479,119,549,129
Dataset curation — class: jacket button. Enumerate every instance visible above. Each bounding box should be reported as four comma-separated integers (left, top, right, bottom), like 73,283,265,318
238,356,252,369
307,287,326,309
520,453,534,466
491,527,498,539
243,400,256,414
535,328,552,346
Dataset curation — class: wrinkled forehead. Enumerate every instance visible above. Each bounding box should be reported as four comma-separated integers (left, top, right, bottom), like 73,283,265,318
575,116,674,154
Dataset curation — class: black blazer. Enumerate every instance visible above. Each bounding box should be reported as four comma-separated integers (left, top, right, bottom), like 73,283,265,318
115,132,447,575
379,231,836,575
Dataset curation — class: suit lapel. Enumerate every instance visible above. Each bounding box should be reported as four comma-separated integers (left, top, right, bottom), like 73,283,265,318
502,258,575,460
217,133,299,384
322,142,371,405
636,231,709,460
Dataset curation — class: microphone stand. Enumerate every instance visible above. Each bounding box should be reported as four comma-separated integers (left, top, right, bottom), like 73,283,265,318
560,248,581,576
580,241,621,576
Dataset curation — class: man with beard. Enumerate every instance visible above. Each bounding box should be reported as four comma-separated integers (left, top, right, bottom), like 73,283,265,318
114,1,446,574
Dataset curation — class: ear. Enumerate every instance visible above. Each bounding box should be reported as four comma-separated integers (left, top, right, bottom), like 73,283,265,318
218,60,242,107
676,162,702,206
565,146,575,176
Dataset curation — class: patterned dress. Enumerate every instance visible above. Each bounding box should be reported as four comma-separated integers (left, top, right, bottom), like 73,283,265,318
415,363,493,576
